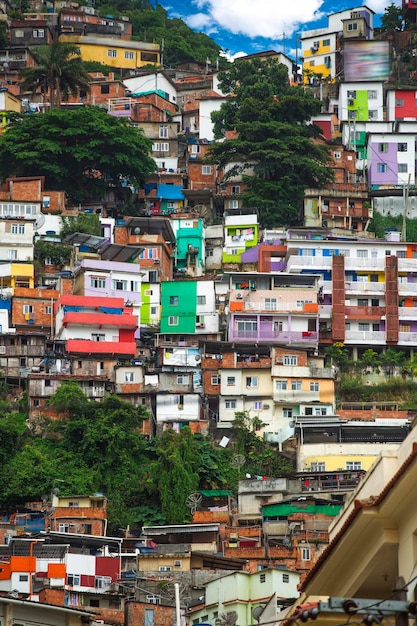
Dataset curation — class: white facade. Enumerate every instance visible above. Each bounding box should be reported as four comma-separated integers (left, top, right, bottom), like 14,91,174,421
0,219,35,261
339,82,384,122
156,393,201,422
196,280,219,333
199,96,224,141
123,72,177,104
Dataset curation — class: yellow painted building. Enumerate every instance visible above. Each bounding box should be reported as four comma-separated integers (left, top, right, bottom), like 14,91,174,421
59,35,160,70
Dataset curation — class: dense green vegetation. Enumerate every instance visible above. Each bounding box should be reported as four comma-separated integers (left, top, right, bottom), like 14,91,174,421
83,0,228,68
0,383,294,532
208,58,332,227
326,343,417,407
0,107,156,203
369,210,417,242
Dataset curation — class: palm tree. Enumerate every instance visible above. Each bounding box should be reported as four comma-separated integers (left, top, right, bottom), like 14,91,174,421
20,41,91,108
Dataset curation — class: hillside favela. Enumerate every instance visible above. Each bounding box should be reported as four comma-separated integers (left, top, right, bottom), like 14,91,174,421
3,0,417,625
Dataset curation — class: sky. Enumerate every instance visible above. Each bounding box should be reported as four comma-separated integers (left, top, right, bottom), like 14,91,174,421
160,0,400,61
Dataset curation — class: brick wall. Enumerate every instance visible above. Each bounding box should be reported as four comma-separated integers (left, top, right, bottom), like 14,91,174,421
38,587,66,606
125,601,175,626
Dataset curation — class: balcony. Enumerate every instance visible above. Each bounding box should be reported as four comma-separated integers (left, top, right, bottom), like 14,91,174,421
345,305,385,319
229,329,318,344
398,283,417,295
286,256,332,271
398,307,417,318
344,330,386,343
273,389,320,403
345,281,385,294
398,332,417,344
345,258,385,271
319,304,332,318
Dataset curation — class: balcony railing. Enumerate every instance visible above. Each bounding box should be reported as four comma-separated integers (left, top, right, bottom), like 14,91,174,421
399,283,417,294
228,329,318,343
345,305,385,318
398,332,417,344
344,330,386,343
345,281,385,294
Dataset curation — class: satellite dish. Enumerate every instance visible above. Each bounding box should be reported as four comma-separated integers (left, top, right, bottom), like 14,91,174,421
194,354,201,363
252,606,264,621
35,213,46,231
133,227,141,234
185,492,203,514
231,454,245,469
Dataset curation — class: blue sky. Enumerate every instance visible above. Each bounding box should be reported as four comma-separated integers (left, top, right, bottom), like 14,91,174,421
160,0,399,61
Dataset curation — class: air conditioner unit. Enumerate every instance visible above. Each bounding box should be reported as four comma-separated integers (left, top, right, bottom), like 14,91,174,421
236,293,243,299
263,404,270,410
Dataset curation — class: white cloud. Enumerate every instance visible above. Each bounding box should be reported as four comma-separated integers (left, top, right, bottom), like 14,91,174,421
220,50,248,62
190,0,325,39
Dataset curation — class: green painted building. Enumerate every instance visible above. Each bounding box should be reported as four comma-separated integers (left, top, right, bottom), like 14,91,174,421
160,281,198,334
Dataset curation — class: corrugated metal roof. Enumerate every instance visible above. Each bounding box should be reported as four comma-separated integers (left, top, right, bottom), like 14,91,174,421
198,490,232,497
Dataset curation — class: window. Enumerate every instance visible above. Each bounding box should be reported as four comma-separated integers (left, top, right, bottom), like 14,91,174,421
246,376,258,387
371,298,380,306
369,110,378,119
227,376,236,385
322,38,330,46
310,382,319,392
202,165,212,175
211,375,220,385
291,381,302,391
19,574,29,582
264,297,277,310
311,462,325,471
146,595,161,605
168,316,179,326
301,547,311,560
68,573,80,586
169,295,179,305
358,298,369,306
347,21,358,30
8,249,17,260
33,399,40,407
275,380,288,390
359,323,370,331
177,374,190,385
23,305,33,314
90,276,106,289
95,576,111,589
145,608,155,626
398,142,408,152
11,223,25,234
207,248,214,257
107,49,117,57
33,28,45,37
45,305,52,314
358,249,370,258
92,333,105,341
153,142,169,151
125,51,134,59
254,401,263,410
159,125,168,138
396,98,404,107
260,573,266,583
231,185,241,194
197,295,206,305
59,523,69,533
283,408,293,418
348,110,357,120
284,355,297,366
379,143,388,152
225,399,237,409
112,279,128,291
368,90,377,99
334,151,341,159
100,84,110,94
309,60,315,66
124,372,134,383
150,306,158,315
347,90,356,99
191,144,200,153
283,573,290,583
346,461,362,470
399,163,408,173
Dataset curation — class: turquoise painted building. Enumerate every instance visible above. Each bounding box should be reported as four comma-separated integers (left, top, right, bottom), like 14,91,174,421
170,217,205,275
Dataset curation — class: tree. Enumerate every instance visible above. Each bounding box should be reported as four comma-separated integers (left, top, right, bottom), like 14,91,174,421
20,42,91,108
60,214,102,240
209,58,332,226
155,428,200,524
0,107,156,203
380,3,403,32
